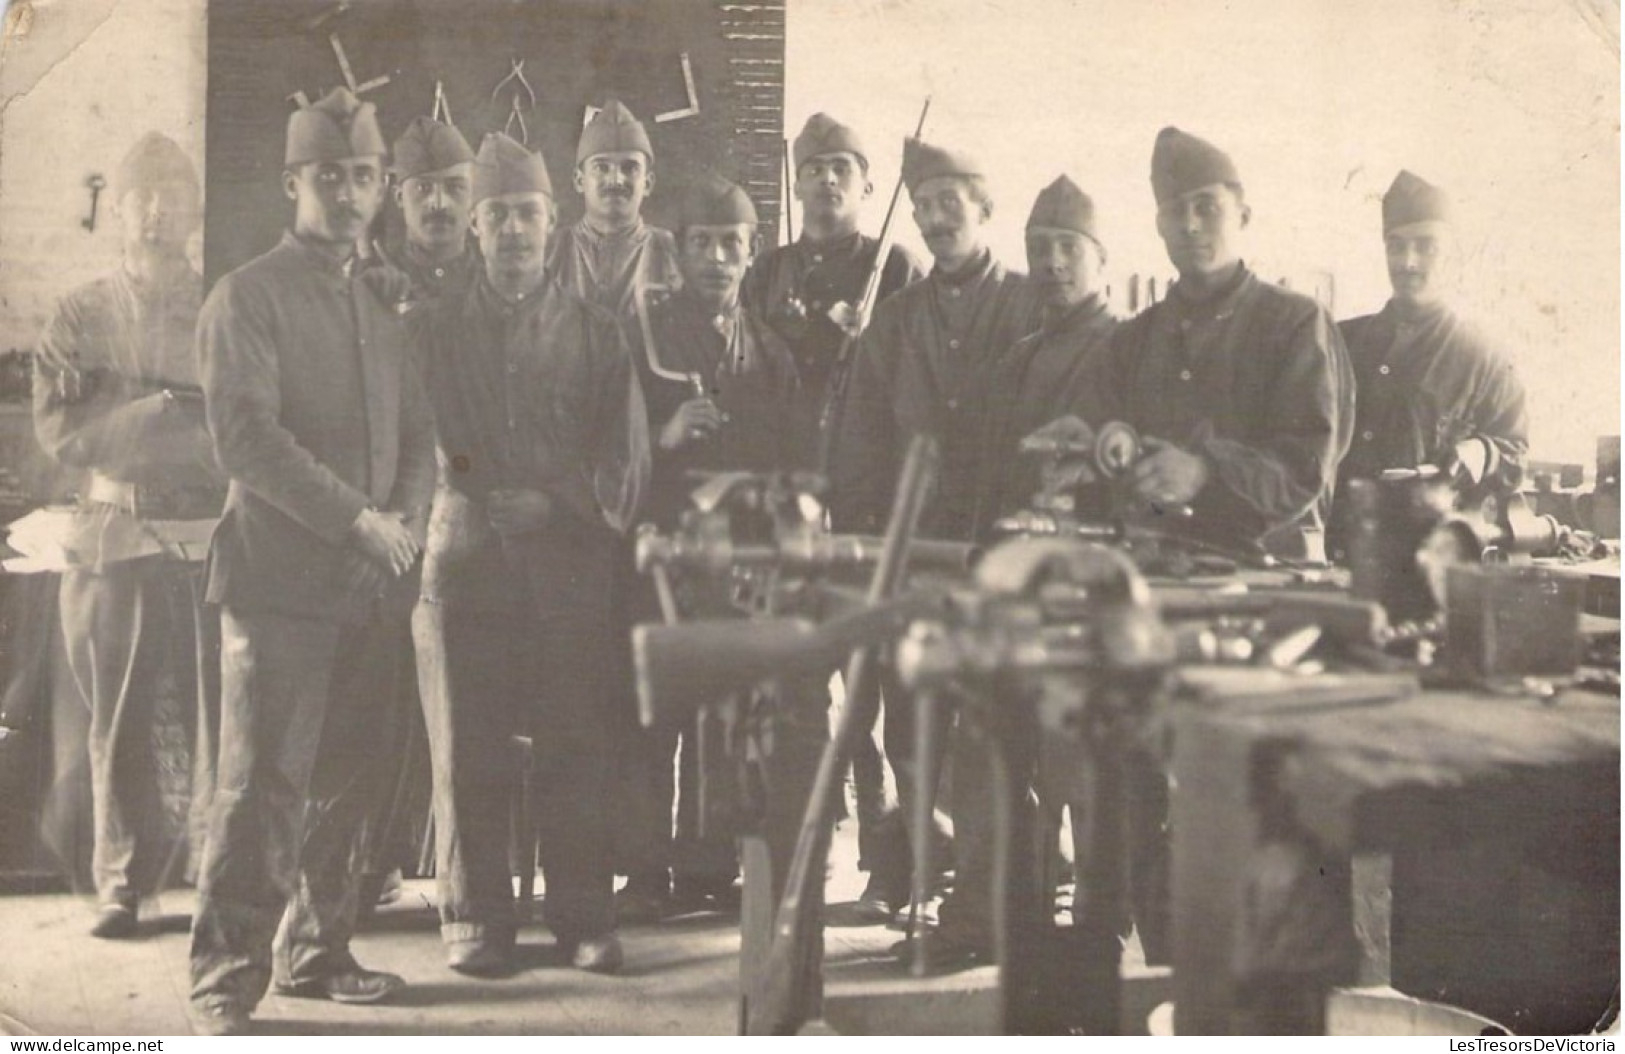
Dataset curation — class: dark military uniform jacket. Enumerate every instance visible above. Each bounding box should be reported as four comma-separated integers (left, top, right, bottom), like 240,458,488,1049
1337,299,1528,496
1102,264,1354,557
630,290,800,530
831,248,1040,543
198,232,436,621
35,266,224,568
545,217,682,322
744,231,922,465
982,295,1118,520
411,275,649,611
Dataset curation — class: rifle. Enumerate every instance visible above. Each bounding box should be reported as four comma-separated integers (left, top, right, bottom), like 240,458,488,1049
814,97,932,475
632,587,947,728
747,434,938,1034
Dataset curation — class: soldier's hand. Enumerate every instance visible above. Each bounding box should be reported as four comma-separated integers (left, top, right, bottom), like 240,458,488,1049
1132,436,1209,507
827,301,863,339
340,550,389,605
351,507,420,576
487,488,551,536
658,397,725,451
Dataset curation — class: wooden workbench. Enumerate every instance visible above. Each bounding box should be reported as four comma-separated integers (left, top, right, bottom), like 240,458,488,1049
1171,679,1619,1035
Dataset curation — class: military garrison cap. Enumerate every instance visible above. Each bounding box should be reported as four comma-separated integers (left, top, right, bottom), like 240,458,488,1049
472,132,553,203
114,132,199,202
794,113,868,171
1150,127,1240,206
902,137,984,194
1382,170,1452,231
577,99,654,165
675,174,758,230
392,116,475,180
1027,175,1099,246
285,87,387,167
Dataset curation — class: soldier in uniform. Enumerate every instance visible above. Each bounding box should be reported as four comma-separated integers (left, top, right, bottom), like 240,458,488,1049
1334,171,1528,533
744,112,922,465
831,137,1040,930
33,132,224,939
411,133,648,979
546,99,682,320
383,115,481,306
188,88,436,1034
742,113,923,920
1100,127,1353,564
984,174,1119,519
614,176,803,922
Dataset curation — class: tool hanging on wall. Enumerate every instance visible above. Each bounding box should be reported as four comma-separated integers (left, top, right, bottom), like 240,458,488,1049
654,52,701,123
492,58,537,144
431,79,453,124
329,33,391,95
81,174,106,233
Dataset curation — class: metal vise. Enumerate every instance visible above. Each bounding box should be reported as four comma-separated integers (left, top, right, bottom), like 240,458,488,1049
891,537,1176,1033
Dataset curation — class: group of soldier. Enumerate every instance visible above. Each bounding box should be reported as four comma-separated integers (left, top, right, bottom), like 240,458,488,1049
31,83,1529,1036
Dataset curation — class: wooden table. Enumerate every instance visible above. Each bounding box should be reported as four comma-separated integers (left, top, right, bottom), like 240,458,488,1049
1171,679,1619,1034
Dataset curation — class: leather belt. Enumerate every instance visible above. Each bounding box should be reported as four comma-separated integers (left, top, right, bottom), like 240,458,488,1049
85,472,221,520
86,473,139,511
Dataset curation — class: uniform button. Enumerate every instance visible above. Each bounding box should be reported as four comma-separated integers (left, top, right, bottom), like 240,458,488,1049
1362,430,1375,442
507,363,519,374
949,287,962,298
1180,319,1192,331
1179,369,1192,381
1379,364,1391,375
949,338,961,350
811,254,822,264
947,398,960,410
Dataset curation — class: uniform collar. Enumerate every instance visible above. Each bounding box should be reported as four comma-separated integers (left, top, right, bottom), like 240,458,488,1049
282,230,356,278
404,239,475,274
1383,297,1452,326
1167,261,1252,317
796,229,864,258
577,216,647,247
931,246,995,288
471,270,550,317
1041,293,1109,334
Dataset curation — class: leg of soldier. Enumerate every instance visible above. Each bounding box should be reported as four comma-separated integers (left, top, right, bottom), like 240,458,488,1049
186,566,221,888
936,696,1043,959
60,561,171,923
273,603,414,987
189,608,338,1017
878,667,952,911
610,561,676,913
525,532,618,954
671,711,741,907
1125,745,1172,965
415,597,522,960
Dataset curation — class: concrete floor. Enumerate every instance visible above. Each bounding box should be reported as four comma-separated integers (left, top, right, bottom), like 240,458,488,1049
0,818,930,1037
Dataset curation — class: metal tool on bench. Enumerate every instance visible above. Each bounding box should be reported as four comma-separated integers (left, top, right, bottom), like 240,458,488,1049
632,437,959,1034
634,469,977,623
893,538,1175,1033
993,417,1264,576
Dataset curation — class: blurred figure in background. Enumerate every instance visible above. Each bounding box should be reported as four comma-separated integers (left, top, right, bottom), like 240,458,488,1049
32,131,224,939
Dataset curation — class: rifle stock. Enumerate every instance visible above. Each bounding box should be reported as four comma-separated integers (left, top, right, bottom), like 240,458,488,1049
749,434,939,1035
632,591,945,728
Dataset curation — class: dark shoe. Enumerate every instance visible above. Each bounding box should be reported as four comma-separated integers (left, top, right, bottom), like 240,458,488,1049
615,888,671,926
672,875,741,915
566,934,624,975
90,903,137,940
275,965,405,1004
888,928,990,974
188,1004,250,1036
446,940,512,977
853,873,907,924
